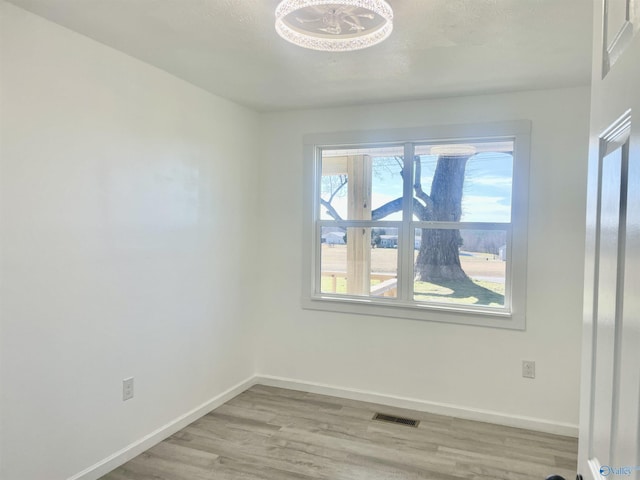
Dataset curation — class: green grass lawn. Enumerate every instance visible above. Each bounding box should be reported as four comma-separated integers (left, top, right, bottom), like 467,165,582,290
320,246,506,306
321,276,388,294
413,278,504,307
321,277,503,306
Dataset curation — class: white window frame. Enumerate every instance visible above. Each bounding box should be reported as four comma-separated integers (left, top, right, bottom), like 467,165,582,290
302,121,531,330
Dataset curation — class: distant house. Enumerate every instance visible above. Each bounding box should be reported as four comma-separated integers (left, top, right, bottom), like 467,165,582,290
379,235,398,248
499,244,507,261
376,235,422,249
322,231,346,245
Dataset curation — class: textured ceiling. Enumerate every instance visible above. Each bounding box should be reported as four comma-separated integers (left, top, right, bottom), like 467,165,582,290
7,0,593,112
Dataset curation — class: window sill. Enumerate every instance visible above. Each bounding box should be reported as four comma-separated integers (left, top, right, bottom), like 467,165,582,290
302,294,525,330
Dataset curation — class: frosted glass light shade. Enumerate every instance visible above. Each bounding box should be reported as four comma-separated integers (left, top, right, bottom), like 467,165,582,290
275,0,393,52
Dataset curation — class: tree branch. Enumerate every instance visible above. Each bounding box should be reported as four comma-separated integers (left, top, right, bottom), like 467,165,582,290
320,198,344,221
327,175,347,204
372,197,403,220
413,156,434,216
371,197,426,221
412,197,427,220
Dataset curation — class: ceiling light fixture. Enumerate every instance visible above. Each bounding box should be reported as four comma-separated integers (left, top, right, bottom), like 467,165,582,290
275,0,393,52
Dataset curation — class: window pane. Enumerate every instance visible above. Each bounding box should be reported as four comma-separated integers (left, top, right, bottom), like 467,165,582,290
413,228,506,307
371,155,404,219
320,226,398,298
413,141,513,223
370,227,399,298
320,146,404,221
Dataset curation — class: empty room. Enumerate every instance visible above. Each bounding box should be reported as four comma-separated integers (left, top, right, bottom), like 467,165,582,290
1,1,639,479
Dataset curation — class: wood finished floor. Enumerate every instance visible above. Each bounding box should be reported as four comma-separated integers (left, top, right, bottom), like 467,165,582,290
101,385,578,480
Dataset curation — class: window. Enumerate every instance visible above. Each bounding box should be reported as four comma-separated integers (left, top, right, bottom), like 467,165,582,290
302,121,530,329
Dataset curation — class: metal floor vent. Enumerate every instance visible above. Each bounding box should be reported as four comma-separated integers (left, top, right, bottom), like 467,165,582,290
372,413,420,427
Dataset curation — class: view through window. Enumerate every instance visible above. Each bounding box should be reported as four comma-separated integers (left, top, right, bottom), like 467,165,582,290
317,139,516,314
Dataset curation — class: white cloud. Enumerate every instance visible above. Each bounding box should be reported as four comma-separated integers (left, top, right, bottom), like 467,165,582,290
466,176,512,188
462,195,511,222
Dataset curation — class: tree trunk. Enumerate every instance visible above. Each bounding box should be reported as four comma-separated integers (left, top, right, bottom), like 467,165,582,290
416,155,469,282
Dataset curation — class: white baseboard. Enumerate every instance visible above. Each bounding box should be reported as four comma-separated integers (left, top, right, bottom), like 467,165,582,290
68,375,257,480
254,374,579,438
69,373,578,479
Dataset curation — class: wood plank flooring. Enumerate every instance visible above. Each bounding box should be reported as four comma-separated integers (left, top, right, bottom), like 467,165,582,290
100,385,578,480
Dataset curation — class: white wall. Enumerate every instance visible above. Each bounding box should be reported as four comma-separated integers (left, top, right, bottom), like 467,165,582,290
256,87,589,431
0,3,259,479
1,3,590,478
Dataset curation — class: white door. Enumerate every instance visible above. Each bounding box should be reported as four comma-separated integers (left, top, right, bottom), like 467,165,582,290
578,1,640,479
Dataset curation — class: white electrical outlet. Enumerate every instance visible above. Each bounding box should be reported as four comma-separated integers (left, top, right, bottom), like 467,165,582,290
522,360,535,379
123,377,134,401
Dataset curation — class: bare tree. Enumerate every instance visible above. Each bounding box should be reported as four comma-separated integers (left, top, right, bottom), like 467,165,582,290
414,155,469,281
321,155,471,282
